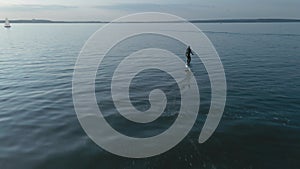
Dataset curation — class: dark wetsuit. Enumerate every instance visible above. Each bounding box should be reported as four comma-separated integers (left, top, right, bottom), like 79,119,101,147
185,47,194,65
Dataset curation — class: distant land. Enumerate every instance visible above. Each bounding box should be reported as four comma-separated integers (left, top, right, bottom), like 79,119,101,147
1,18,300,24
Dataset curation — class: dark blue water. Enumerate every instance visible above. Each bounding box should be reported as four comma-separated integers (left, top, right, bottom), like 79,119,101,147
0,23,299,169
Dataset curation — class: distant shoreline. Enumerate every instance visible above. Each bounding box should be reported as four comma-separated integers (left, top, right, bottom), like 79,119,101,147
1,18,300,24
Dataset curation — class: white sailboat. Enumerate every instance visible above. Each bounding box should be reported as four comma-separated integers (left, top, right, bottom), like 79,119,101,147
4,18,11,28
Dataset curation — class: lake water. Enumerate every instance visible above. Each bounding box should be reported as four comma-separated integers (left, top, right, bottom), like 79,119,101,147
0,23,299,169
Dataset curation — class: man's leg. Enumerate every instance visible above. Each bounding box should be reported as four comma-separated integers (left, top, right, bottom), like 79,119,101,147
187,55,191,65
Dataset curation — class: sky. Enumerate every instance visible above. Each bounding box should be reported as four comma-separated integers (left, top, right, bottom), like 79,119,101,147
0,0,299,21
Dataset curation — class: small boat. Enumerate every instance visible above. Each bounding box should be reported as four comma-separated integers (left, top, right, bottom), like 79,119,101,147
4,18,11,28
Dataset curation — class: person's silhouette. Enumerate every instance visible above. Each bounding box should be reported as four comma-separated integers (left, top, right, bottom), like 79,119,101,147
185,46,194,66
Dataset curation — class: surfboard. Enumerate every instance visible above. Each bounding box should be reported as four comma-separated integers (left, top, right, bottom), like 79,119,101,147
185,64,191,72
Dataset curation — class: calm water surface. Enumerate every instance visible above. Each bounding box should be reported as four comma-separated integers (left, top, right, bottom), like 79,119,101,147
0,23,299,169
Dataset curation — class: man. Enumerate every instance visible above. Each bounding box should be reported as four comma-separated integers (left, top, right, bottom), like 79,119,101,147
185,46,194,66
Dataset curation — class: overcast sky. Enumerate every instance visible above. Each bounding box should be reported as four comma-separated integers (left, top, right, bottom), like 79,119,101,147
0,0,299,21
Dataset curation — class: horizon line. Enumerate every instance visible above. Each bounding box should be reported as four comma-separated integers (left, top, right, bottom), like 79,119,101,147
2,18,300,24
